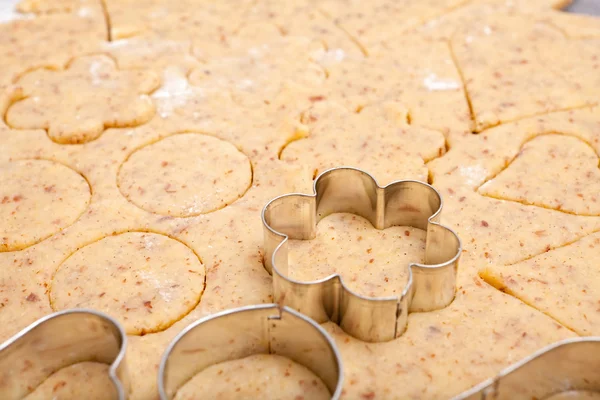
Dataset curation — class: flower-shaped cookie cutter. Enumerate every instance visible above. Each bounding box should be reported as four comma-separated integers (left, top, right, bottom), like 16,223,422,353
262,166,461,342
454,337,600,399
0,309,128,399
158,304,343,399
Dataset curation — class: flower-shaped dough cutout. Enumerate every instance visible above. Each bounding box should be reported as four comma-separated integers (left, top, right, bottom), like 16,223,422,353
478,135,600,216
288,213,426,298
6,54,160,144
281,101,446,185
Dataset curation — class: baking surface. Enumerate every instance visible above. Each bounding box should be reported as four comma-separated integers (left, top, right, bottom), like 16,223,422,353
0,0,599,399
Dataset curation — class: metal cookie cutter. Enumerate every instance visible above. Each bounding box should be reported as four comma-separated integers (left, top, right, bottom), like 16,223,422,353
262,166,461,342
0,309,128,400
454,337,600,400
158,304,343,400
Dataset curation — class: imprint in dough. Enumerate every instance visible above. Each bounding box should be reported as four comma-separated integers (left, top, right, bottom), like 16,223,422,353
174,354,330,400
50,232,205,335
118,133,252,217
478,135,600,215
0,159,90,252
288,213,425,298
481,230,600,336
5,54,160,144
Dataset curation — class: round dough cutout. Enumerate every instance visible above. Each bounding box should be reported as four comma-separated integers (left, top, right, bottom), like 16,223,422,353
0,159,90,252
118,133,251,217
50,232,205,335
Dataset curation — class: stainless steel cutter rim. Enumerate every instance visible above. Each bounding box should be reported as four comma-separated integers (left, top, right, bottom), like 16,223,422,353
158,303,344,400
261,166,462,304
453,336,600,400
0,308,128,399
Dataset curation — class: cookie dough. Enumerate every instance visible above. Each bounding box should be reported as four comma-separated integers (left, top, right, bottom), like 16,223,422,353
281,102,445,185
288,213,425,297
478,135,600,215
317,36,472,137
188,36,326,107
118,133,252,217
50,232,205,335
174,354,330,400
450,14,593,131
482,230,600,335
0,159,90,252
6,55,159,144
0,0,599,399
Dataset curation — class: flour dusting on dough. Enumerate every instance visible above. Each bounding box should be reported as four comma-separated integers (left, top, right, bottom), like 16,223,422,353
423,73,461,91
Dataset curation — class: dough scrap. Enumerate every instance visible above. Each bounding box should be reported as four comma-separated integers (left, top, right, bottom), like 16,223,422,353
174,354,330,400
281,101,446,185
0,159,90,252
189,36,326,107
319,0,470,51
50,232,205,335
244,0,363,57
481,231,600,335
327,280,575,399
16,0,99,14
105,37,200,75
288,213,425,297
118,133,252,217
450,13,597,131
147,67,311,161
316,36,472,137
0,11,106,87
479,135,600,215
6,55,160,144
428,109,600,277
103,0,253,41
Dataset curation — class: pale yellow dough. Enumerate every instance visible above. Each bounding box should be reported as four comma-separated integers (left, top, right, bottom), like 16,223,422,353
479,135,600,215
174,354,330,400
0,159,90,252
281,101,445,185
482,231,600,335
23,362,112,400
50,232,205,334
6,55,160,144
118,133,252,217
288,213,424,297
0,0,599,399
548,391,600,400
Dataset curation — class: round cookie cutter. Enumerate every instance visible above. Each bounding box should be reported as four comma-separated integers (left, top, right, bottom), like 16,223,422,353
158,303,343,399
0,309,128,400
